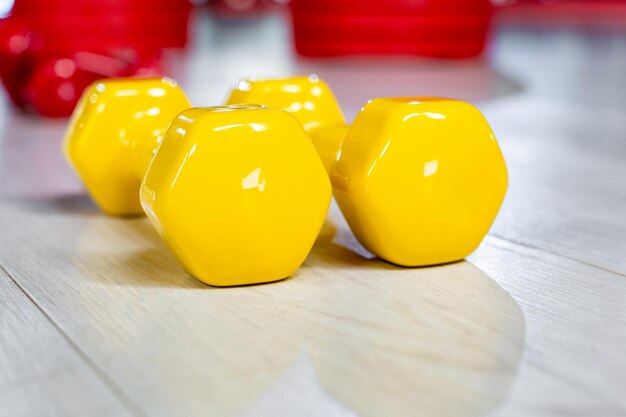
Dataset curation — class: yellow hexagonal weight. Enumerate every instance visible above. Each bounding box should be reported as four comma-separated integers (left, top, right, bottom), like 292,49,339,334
63,77,191,215
140,105,332,286
331,97,508,267
226,75,346,173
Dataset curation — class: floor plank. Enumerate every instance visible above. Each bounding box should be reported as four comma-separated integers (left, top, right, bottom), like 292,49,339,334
471,237,626,417
0,268,136,417
0,200,527,417
0,195,624,416
485,99,626,275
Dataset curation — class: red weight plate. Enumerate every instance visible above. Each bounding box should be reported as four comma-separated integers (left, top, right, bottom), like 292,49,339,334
20,12,189,35
0,19,43,107
290,0,492,57
294,39,487,58
16,13,189,48
38,31,187,52
22,58,101,117
290,0,492,18
293,14,490,44
11,0,191,17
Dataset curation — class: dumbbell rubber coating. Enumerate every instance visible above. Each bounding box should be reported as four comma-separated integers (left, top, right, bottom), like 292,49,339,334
228,77,507,266
140,105,331,286
227,75,345,173
63,77,191,215
332,97,507,266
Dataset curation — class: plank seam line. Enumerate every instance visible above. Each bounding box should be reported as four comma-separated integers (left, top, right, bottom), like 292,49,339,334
489,233,626,279
0,264,150,417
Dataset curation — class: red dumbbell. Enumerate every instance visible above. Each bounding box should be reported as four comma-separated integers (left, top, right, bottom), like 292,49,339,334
0,0,190,117
290,0,493,58
0,19,43,107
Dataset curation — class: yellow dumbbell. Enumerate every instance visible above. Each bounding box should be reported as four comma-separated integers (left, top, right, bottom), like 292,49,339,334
140,105,331,286
332,97,507,266
227,75,345,173
64,77,191,215
228,77,507,266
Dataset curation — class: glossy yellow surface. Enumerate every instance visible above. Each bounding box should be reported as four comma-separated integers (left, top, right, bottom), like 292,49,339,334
309,124,349,173
331,98,508,266
226,75,346,172
140,105,332,286
63,77,191,215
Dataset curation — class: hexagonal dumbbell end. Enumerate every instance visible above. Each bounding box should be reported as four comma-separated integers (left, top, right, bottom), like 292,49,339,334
331,98,507,266
0,21,44,108
226,75,346,173
23,58,101,118
63,77,190,215
140,105,332,286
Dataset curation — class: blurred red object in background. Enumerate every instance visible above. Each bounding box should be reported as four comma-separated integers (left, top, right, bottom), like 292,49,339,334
0,0,190,117
495,0,626,27
290,0,494,58
207,0,287,17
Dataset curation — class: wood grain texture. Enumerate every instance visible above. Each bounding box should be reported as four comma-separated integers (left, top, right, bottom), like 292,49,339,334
471,237,626,417
0,199,526,417
1,13,626,417
478,92,626,275
0,268,134,417
477,28,626,276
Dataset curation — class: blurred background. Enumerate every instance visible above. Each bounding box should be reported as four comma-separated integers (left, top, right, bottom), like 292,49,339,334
0,0,624,118
2,0,625,198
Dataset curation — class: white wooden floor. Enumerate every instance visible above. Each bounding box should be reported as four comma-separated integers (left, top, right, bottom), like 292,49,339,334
1,11,625,417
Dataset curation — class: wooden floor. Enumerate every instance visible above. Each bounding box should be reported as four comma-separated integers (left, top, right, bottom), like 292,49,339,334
1,12,625,417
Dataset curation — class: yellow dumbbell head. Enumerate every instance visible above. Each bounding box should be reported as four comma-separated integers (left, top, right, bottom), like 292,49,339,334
331,97,508,267
226,75,345,134
140,105,332,286
63,77,191,216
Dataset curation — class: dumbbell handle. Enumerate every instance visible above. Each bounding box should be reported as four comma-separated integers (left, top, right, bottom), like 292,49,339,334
309,123,349,173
